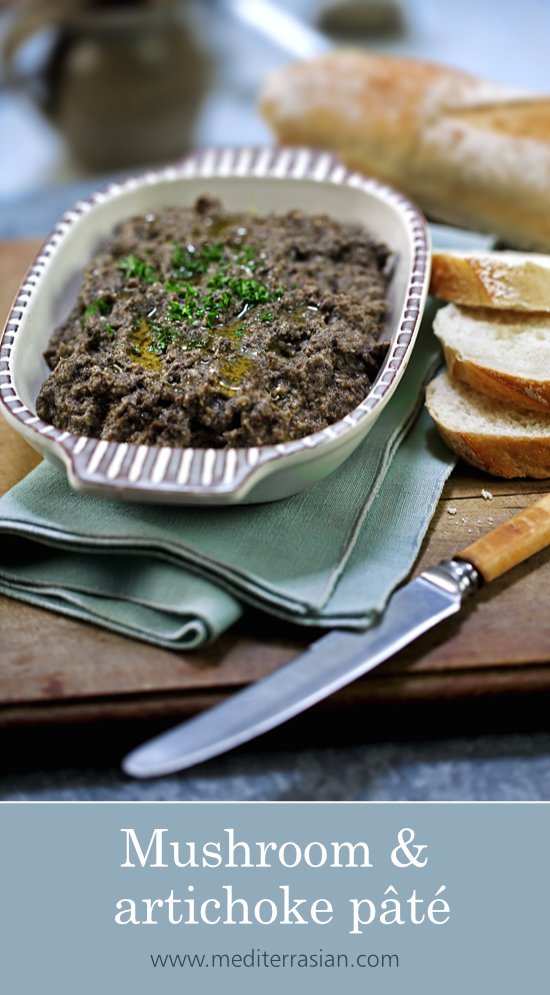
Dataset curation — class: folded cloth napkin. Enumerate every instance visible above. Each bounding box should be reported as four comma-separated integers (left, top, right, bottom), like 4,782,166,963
0,305,456,650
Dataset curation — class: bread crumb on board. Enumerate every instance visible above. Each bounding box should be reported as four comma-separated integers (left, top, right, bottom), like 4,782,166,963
481,488,493,500
447,506,457,516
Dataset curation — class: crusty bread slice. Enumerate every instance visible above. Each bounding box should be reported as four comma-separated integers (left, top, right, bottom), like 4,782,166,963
433,303,550,412
430,250,550,310
425,372,550,477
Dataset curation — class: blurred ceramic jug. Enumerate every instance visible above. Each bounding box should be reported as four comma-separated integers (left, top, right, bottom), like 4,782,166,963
3,0,210,170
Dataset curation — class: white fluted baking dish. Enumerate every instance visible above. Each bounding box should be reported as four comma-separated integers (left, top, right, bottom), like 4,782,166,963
0,147,430,504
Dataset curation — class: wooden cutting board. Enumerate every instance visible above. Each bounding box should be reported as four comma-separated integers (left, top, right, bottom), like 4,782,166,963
2,240,550,760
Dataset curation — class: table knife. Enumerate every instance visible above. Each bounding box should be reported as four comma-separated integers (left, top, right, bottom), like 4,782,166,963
217,0,331,59
122,494,550,779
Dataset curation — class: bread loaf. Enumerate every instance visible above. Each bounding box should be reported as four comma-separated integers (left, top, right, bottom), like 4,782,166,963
260,51,550,250
425,372,550,478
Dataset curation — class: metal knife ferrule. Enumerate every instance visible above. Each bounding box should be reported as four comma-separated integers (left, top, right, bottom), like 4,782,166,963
421,559,481,601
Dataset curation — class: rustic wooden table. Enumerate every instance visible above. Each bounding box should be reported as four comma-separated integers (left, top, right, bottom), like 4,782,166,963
2,239,550,767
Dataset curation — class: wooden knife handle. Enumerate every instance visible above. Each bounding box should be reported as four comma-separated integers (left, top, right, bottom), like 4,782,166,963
458,493,550,582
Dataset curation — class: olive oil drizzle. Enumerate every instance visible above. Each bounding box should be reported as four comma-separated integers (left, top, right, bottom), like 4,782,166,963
218,353,256,394
122,234,286,389
127,319,162,372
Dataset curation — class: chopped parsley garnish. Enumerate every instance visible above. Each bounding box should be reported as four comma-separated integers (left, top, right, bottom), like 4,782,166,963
104,322,115,339
229,277,271,305
161,247,282,336
82,298,111,322
207,272,231,290
167,299,200,324
237,245,256,269
130,238,285,359
170,242,223,279
148,320,181,354
201,242,225,263
118,254,158,283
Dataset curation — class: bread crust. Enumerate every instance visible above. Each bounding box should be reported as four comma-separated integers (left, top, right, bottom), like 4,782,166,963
428,419,550,478
430,252,550,310
260,51,550,249
260,51,520,182
442,343,550,413
430,255,496,307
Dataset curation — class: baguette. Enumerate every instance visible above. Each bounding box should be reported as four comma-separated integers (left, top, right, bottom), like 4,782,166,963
260,51,550,250
430,250,550,310
425,372,550,478
433,303,550,412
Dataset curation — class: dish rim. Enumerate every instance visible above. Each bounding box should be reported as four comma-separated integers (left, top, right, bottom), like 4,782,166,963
0,146,430,500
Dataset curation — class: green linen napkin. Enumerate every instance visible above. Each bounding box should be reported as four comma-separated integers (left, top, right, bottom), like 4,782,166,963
0,308,456,650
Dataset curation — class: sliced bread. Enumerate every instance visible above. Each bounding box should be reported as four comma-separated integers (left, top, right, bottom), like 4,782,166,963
433,303,550,412
430,249,550,310
425,371,550,478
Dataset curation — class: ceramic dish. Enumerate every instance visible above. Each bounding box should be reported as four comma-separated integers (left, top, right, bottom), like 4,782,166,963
0,147,430,504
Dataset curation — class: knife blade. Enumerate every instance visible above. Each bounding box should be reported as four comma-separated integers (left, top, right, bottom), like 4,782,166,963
217,0,331,59
122,494,550,779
